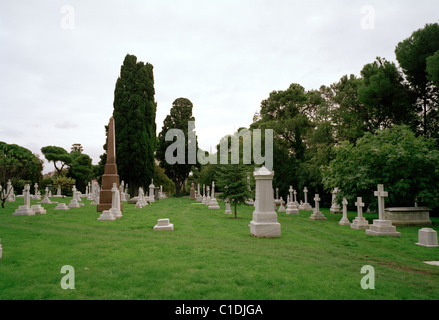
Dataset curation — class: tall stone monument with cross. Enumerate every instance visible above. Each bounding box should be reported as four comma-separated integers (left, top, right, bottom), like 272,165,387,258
286,186,299,215
309,194,327,221
366,184,400,237
339,198,351,226
97,116,122,212
299,187,313,211
351,197,369,230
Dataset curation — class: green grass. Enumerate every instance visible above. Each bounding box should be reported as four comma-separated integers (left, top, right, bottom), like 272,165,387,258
0,196,438,300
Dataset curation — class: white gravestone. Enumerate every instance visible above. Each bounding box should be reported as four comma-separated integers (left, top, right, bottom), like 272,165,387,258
6,180,16,202
416,228,439,247
205,186,211,206
54,202,69,210
339,198,351,226
31,204,46,215
225,199,232,214
32,183,41,200
202,184,206,204
208,181,220,209
351,197,369,230
300,187,313,211
149,179,155,203
278,197,286,213
309,194,327,221
330,188,341,214
249,167,281,238
286,186,299,215
153,218,174,231
68,186,81,208
109,183,122,219
40,187,53,204
13,184,35,216
366,184,401,237
97,184,121,221
196,183,203,202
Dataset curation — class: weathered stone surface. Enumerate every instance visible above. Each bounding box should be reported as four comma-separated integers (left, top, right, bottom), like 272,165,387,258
416,228,439,247
384,207,432,226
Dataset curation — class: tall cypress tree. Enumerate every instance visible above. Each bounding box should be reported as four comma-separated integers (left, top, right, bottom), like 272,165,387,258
156,98,198,197
112,54,156,195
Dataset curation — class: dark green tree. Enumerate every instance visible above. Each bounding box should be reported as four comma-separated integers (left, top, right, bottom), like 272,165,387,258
358,57,417,131
0,142,43,208
322,125,439,211
41,146,71,175
216,164,250,218
156,98,198,197
427,50,439,84
67,152,93,192
395,23,439,137
327,74,368,143
112,54,157,195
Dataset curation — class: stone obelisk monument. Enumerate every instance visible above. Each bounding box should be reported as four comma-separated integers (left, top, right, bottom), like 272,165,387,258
97,117,122,212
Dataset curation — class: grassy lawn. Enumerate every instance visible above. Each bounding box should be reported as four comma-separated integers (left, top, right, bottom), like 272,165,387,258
0,196,438,300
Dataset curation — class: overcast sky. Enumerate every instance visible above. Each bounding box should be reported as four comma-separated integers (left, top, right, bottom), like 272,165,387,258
1,0,438,173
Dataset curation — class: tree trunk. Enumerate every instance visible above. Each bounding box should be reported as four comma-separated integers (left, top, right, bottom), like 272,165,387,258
423,97,428,136
174,180,181,197
234,201,237,219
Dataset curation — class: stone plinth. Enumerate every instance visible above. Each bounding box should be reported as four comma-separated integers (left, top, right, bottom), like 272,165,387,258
97,210,116,221
13,206,35,216
384,207,432,226
31,205,46,215
416,228,439,248
351,217,370,230
366,220,401,237
54,203,69,211
249,167,281,238
153,218,174,231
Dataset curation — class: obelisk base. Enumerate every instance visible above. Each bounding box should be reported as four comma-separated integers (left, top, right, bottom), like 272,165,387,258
97,167,122,212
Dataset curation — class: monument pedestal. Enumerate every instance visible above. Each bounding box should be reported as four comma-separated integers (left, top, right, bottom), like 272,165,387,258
97,210,116,221
13,206,35,216
366,220,401,237
351,217,370,230
154,219,174,231
309,211,327,220
249,167,281,238
250,221,281,238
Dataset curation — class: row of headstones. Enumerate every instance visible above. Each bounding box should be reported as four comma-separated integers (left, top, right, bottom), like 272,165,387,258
11,184,86,215
275,186,313,214
2,180,66,203
246,167,438,247
193,182,221,210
